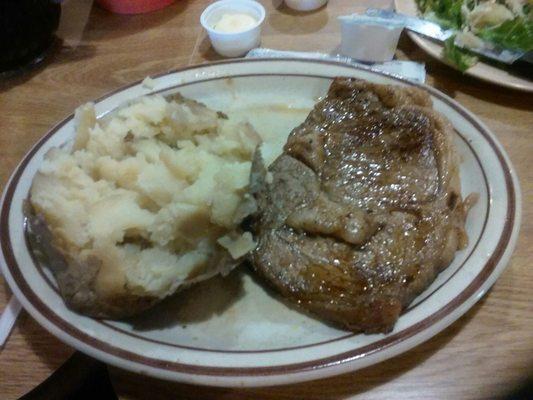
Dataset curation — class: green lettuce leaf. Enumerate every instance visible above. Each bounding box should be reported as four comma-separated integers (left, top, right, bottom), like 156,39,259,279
477,18,533,51
415,0,465,29
443,36,478,71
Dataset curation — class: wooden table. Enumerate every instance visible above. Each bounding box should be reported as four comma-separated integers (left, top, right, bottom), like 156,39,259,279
1,1,532,398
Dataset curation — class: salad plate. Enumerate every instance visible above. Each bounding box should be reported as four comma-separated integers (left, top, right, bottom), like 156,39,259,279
395,0,533,92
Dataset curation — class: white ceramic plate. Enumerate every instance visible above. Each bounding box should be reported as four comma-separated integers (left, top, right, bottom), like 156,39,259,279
0,59,521,387
395,0,533,92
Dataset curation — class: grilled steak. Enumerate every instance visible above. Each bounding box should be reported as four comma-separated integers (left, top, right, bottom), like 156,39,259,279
250,78,474,333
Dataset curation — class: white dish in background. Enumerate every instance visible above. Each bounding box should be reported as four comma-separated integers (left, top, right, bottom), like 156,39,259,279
395,0,533,92
200,0,265,57
284,0,328,12
0,59,521,387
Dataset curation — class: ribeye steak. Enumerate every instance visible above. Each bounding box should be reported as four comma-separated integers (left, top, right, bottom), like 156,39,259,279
250,78,474,333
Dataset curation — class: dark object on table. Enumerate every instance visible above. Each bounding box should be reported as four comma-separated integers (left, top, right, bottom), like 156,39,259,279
504,377,533,400
0,0,61,74
250,77,473,333
19,352,117,400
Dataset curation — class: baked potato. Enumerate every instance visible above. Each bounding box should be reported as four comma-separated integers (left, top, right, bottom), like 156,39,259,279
28,93,260,318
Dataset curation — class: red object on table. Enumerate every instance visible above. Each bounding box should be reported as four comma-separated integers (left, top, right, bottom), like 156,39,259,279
96,0,175,14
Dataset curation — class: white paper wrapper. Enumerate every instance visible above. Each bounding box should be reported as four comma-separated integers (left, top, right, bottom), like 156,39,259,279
338,14,405,63
245,48,426,83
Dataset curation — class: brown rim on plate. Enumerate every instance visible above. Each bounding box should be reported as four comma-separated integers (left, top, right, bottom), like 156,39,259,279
23,95,491,353
0,59,517,377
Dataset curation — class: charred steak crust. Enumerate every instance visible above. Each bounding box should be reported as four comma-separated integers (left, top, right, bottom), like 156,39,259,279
250,78,473,333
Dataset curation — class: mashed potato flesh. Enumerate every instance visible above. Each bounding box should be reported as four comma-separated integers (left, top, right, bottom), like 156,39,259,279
31,94,260,299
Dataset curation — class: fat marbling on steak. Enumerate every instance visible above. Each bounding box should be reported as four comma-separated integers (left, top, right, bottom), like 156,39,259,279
249,78,474,333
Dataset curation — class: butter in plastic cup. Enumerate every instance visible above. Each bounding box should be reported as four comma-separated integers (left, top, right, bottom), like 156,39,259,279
338,15,405,63
201,0,266,58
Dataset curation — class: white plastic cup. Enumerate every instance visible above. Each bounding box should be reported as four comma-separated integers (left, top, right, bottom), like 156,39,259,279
200,0,266,58
284,0,328,12
339,16,404,63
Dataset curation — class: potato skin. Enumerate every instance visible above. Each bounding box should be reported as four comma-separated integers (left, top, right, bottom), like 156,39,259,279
26,203,241,318
26,206,160,318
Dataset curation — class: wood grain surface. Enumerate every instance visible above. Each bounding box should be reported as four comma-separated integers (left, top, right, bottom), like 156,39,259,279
1,0,532,399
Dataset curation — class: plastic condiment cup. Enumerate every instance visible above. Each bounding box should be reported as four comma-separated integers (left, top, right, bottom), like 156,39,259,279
200,0,266,58
284,0,328,12
338,15,405,63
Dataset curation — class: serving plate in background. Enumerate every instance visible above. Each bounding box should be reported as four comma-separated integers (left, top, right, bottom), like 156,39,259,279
395,0,533,93
0,59,521,387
